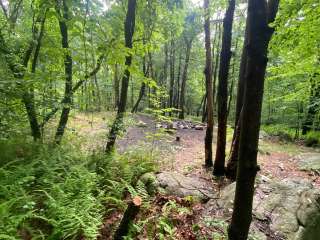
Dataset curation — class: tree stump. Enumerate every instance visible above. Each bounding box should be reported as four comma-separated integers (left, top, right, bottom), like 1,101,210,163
113,196,142,240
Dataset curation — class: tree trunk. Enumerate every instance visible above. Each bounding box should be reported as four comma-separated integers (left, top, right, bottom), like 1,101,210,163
213,0,236,176
169,38,175,112
179,39,192,119
227,39,239,117
132,57,148,113
197,93,206,117
228,1,279,239
202,91,207,123
161,44,169,109
302,73,320,135
40,55,104,127
175,50,183,109
114,63,120,109
113,196,141,240
203,0,214,167
226,25,248,180
55,0,73,144
212,23,222,121
106,0,137,152
0,10,46,141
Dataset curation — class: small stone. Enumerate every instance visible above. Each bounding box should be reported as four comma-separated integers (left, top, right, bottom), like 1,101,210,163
195,125,204,130
137,120,147,127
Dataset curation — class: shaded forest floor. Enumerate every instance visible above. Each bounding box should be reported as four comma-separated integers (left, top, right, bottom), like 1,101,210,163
66,112,320,239
68,112,320,187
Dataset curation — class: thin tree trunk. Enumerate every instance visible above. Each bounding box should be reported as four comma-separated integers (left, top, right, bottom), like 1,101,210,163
169,38,175,111
203,0,214,167
132,57,148,113
106,0,136,152
161,44,169,109
197,93,206,117
40,54,105,127
212,23,222,120
55,0,73,144
226,25,248,180
175,50,182,108
114,63,120,109
227,39,239,117
179,38,192,119
228,1,279,239
202,91,207,122
214,0,236,176
0,11,46,141
93,74,101,111
302,73,320,135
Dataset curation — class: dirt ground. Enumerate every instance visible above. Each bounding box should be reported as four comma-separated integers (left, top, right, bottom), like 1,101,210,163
68,112,320,239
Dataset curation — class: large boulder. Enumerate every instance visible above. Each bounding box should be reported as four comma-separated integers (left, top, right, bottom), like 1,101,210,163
214,176,320,240
297,153,320,173
155,171,214,201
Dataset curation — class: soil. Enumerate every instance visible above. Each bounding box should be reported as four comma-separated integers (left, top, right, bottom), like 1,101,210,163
70,113,320,239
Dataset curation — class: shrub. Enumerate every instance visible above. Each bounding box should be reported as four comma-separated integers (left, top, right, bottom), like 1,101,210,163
304,131,320,147
261,124,296,141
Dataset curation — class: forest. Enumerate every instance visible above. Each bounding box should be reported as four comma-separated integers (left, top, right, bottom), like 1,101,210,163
0,0,320,239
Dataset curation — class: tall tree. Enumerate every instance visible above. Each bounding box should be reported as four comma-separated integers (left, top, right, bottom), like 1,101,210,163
106,0,137,152
169,38,175,111
54,0,73,144
228,0,279,239
226,25,248,180
0,5,47,141
132,56,148,113
179,37,193,119
203,0,213,167
114,63,120,109
302,73,320,135
213,0,236,176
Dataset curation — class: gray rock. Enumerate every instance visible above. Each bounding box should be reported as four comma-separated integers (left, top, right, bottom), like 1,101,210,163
195,125,204,130
297,153,320,173
155,171,214,200
139,172,158,196
215,177,320,240
137,120,147,128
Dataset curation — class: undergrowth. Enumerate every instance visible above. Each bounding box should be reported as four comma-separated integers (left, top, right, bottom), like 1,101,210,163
0,138,156,239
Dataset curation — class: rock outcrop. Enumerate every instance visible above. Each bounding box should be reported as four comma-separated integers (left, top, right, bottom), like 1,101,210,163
214,176,320,240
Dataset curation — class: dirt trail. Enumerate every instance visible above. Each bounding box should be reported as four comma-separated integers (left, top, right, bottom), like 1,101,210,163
119,114,320,186
70,112,319,186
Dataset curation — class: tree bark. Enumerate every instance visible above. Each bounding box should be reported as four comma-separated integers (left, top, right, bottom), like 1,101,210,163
132,57,148,113
203,0,214,167
0,10,46,141
226,25,248,180
40,54,105,127
212,23,222,121
228,0,279,239
106,0,137,152
302,73,320,135
114,63,120,109
213,0,236,176
55,0,73,144
113,196,141,240
175,50,183,109
227,38,239,117
169,38,175,111
179,38,192,119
